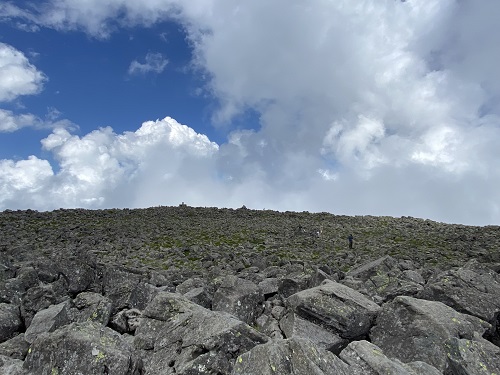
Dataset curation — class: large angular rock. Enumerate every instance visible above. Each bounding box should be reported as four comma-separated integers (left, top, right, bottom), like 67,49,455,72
212,275,264,324
370,296,491,372
345,256,424,301
279,311,346,352
20,279,69,327
24,301,71,344
0,333,30,360
231,337,351,375
23,321,143,374
340,340,441,375
102,266,152,313
418,260,500,322
72,291,112,325
445,336,500,375
286,280,380,339
135,292,268,375
0,303,22,343
53,253,99,295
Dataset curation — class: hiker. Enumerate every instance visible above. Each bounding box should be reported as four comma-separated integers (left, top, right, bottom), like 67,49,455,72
348,234,353,249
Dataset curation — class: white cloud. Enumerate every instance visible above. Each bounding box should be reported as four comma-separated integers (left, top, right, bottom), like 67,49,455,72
2,1,500,225
128,52,168,75
0,108,76,133
0,117,218,209
0,42,46,101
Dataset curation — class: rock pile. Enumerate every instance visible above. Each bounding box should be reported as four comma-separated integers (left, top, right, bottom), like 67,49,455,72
0,206,499,374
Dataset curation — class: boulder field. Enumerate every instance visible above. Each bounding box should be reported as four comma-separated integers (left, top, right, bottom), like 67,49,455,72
0,206,499,374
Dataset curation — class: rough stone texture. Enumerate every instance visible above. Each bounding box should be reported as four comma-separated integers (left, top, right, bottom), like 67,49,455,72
340,340,442,375
102,266,146,313
0,303,22,343
418,259,500,322
279,311,346,352
370,295,491,372
72,291,112,325
135,292,268,375
1,207,500,373
23,321,143,375
212,275,264,324
0,354,24,375
345,255,424,301
24,301,71,344
445,336,500,375
20,280,69,328
182,287,212,308
0,333,30,360
286,280,381,339
231,337,351,375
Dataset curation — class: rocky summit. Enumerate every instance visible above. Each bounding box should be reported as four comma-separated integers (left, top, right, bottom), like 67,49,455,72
0,205,499,374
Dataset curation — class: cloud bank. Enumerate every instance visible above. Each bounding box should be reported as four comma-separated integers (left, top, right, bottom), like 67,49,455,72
1,0,500,225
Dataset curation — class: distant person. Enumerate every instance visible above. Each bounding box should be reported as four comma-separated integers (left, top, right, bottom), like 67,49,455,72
348,234,353,249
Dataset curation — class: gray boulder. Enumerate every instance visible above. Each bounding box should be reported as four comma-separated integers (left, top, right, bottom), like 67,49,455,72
344,256,424,301
445,336,500,375
258,277,279,298
279,311,346,352
0,333,30,360
135,292,268,375
231,337,351,375
286,280,380,339
212,275,264,324
23,321,143,374
278,271,312,298
183,287,212,308
20,280,68,327
24,301,71,344
0,303,22,343
102,267,154,313
0,354,23,375
370,295,491,372
418,260,500,322
340,340,441,375
72,291,112,325
109,308,142,334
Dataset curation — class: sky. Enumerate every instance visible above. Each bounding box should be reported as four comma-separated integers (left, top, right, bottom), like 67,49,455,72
0,0,499,226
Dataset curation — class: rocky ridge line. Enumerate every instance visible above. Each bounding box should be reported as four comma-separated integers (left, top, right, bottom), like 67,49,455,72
0,206,499,374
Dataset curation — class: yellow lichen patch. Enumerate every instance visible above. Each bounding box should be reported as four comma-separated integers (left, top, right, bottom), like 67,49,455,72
451,317,460,323
238,356,243,363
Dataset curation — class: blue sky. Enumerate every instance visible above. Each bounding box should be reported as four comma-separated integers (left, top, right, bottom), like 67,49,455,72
1,0,500,225
0,17,230,160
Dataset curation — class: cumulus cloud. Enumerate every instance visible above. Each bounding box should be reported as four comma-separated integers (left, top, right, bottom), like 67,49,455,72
0,42,46,101
0,117,219,209
128,52,168,75
1,1,500,225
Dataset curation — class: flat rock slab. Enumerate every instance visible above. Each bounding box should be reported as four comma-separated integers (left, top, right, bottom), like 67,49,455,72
231,337,351,375
370,295,491,372
286,280,380,339
279,311,346,352
24,301,71,344
340,340,441,375
23,321,143,374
